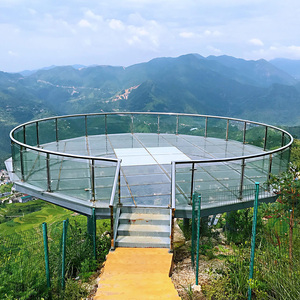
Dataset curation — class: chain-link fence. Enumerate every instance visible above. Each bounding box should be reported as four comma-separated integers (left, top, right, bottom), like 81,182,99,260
0,217,110,299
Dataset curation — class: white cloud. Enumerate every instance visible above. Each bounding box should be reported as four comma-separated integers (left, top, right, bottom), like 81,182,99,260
207,45,222,54
109,19,125,31
249,38,264,46
179,32,195,39
8,50,18,56
84,10,103,22
248,45,300,60
204,30,220,37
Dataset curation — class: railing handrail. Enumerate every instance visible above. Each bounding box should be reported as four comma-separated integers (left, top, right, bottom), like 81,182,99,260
10,112,293,164
109,160,122,207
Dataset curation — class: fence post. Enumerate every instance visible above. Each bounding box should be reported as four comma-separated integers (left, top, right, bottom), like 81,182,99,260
248,182,260,300
61,219,68,290
42,222,51,289
91,159,95,201
92,208,97,260
195,194,201,286
191,193,196,268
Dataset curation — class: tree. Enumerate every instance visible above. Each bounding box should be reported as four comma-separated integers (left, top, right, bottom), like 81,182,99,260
269,163,300,265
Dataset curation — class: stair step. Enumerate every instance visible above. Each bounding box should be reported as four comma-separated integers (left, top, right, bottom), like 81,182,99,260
118,224,170,237
119,213,169,225
121,207,170,215
115,236,170,248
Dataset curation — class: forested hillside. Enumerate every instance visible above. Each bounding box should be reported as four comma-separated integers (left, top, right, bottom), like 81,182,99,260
0,54,299,167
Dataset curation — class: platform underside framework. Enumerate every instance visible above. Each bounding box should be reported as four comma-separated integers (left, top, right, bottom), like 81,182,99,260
7,133,279,218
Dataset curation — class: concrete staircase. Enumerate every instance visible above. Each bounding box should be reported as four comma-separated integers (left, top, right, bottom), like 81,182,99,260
115,207,171,248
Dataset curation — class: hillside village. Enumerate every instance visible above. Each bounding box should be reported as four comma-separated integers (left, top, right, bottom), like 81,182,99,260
0,169,34,204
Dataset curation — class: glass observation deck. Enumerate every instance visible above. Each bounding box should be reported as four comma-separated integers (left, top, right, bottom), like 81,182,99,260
7,113,293,219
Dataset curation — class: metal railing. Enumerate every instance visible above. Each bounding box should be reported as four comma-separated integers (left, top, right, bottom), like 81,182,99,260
10,112,293,206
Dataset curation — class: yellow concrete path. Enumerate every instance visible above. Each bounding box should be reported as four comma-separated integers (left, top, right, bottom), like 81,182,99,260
94,248,180,299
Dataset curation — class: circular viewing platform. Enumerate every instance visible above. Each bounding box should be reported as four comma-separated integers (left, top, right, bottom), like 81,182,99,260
8,112,293,218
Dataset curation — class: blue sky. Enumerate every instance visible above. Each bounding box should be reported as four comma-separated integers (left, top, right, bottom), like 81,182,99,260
1,0,300,72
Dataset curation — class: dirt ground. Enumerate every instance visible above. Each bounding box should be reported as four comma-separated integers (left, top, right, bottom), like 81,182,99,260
170,223,229,299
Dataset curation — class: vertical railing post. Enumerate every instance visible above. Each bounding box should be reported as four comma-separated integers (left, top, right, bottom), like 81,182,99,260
263,126,268,151
118,167,121,205
131,114,134,134
176,115,179,135
36,121,40,147
55,118,58,142
23,125,26,144
281,132,285,148
248,183,260,300
46,153,51,192
110,205,114,249
169,208,175,253
239,159,246,200
85,115,88,137
190,162,196,205
157,114,160,134
42,222,51,289
267,154,273,190
205,117,208,138
91,159,95,201
243,122,247,144
20,145,25,181
105,114,107,135
226,119,229,141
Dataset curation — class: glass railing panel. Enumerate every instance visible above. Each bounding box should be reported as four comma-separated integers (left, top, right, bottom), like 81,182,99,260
244,123,265,147
244,156,270,186
266,127,283,150
131,114,159,133
177,115,205,136
57,116,85,140
159,115,177,134
227,119,244,142
174,163,193,207
49,155,91,201
13,127,25,144
38,119,57,145
24,123,37,146
206,117,227,139
86,114,105,136
12,143,21,179
94,160,117,204
24,150,48,190
194,161,243,207
107,114,131,134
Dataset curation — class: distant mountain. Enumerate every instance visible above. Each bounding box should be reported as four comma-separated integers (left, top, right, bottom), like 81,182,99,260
207,55,297,86
19,64,87,76
1,53,300,167
269,58,300,80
